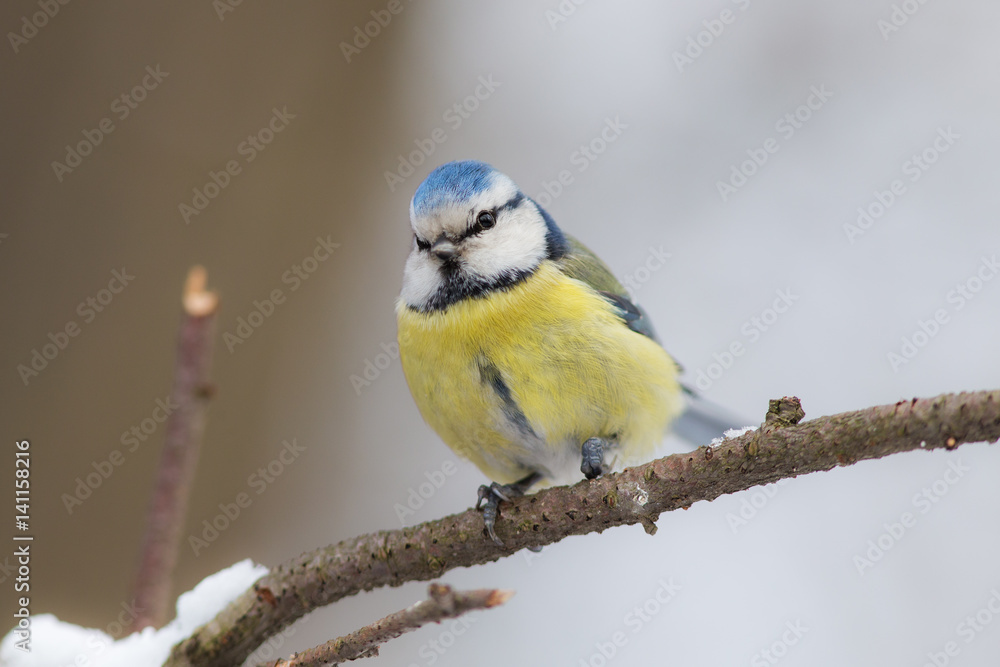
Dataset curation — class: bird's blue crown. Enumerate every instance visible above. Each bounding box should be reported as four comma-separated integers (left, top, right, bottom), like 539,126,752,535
412,160,499,216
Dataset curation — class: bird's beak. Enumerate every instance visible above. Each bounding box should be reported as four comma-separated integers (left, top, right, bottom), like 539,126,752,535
431,237,458,261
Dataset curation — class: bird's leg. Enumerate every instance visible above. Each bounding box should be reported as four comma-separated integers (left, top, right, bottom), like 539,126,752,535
476,471,543,546
580,437,609,479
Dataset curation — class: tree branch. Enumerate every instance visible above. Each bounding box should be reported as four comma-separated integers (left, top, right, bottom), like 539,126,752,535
129,267,219,632
166,389,1000,666
259,584,512,667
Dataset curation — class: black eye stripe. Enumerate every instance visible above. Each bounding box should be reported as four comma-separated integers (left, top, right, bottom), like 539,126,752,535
496,192,524,213
416,193,526,248
462,192,525,239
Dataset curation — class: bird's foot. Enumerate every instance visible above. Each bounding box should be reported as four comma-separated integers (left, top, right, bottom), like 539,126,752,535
580,437,608,479
475,472,542,546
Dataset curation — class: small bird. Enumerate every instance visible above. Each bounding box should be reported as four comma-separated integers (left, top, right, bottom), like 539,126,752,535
396,160,738,544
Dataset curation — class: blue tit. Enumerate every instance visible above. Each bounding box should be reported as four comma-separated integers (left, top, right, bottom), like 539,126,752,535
396,160,740,544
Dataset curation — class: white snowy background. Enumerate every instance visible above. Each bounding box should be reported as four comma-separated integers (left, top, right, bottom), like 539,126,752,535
2,1,999,666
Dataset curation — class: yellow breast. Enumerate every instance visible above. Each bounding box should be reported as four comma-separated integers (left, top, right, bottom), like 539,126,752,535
396,262,683,484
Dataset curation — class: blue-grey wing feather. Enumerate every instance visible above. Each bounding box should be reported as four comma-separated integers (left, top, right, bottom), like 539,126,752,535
556,233,748,444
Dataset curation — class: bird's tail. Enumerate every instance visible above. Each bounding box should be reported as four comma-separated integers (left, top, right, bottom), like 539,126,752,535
670,385,751,447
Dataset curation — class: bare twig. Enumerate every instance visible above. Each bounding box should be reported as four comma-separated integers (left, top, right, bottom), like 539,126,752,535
128,267,219,632
259,583,512,667
166,390,1000,666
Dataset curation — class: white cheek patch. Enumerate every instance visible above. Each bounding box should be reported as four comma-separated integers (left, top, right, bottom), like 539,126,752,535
462,205,548,281
400,250,443,307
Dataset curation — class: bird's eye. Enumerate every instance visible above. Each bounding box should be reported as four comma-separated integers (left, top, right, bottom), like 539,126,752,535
476,210,496,231
414,235,431,250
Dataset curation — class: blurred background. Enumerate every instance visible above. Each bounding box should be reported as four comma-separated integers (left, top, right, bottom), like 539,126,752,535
2,1,999,665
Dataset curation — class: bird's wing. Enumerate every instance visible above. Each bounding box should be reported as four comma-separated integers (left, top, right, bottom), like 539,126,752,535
558,234,662,343
558,235,750,443
672,386,750,445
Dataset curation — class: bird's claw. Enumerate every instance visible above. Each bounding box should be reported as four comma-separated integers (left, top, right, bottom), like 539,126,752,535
475,473,542,546
477,483,509,545
581,437,606,479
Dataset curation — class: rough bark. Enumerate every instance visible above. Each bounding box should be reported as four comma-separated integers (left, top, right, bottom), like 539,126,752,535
260,584,512,666
166,390,1000,666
